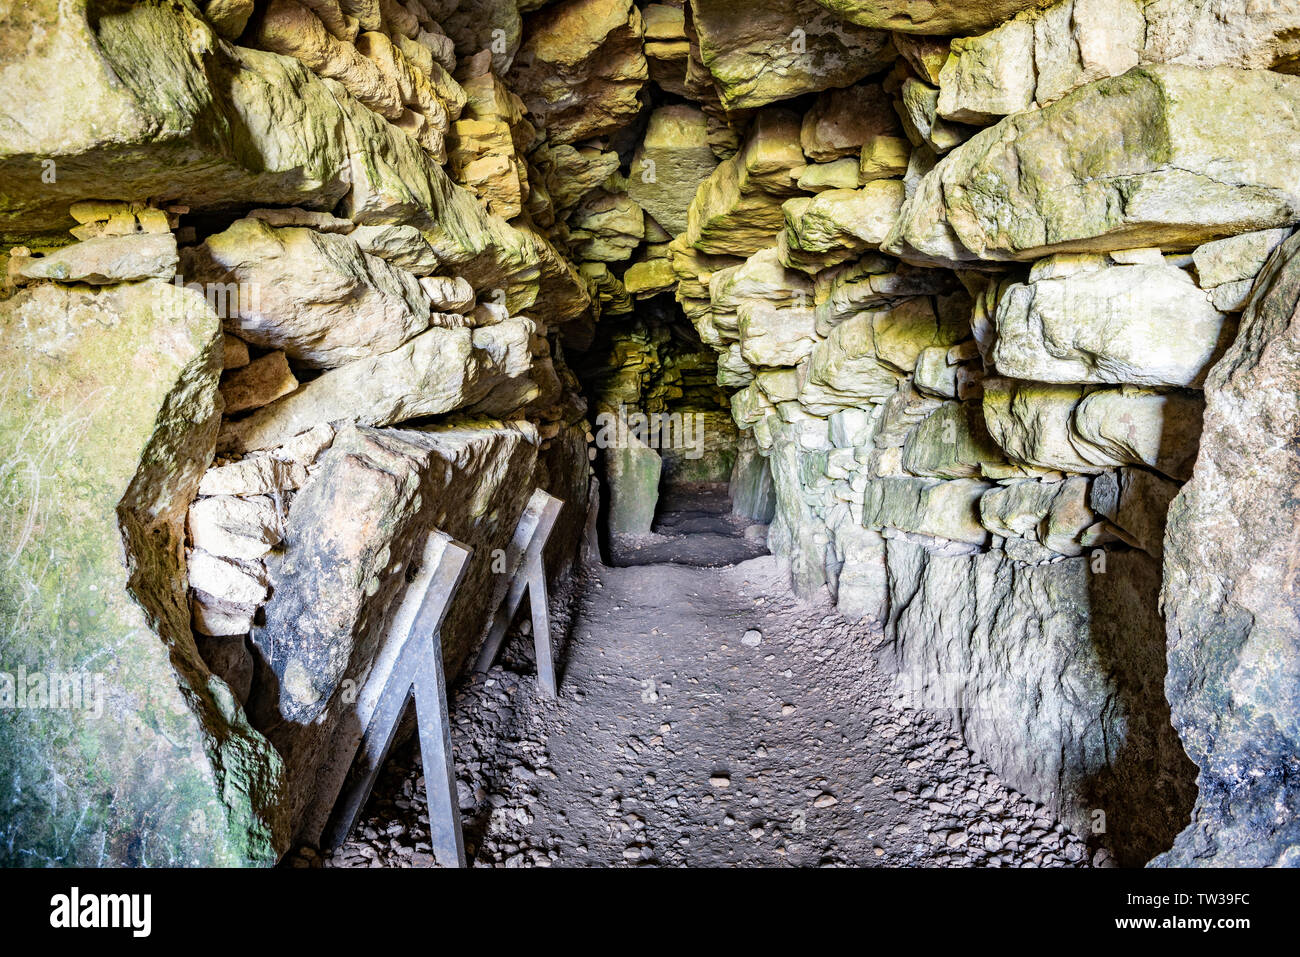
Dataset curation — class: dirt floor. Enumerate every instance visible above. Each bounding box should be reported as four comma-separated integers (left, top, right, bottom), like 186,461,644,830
314,487,1099,868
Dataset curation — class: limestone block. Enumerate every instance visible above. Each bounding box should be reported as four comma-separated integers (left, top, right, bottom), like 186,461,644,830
993,262,1233,388
606,437,663,536
689,0,894,110
220,351,300,415
627,106,720,237
181,218,432,369
0,279,286,865
12,233,178,285
507,0,647,145
887,66,1300,265
219,320,537,452
1158,231,1300,865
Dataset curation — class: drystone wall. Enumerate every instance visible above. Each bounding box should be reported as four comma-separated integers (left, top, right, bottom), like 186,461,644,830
0,0,604,864
658,2,1300,865
2,0,1299,867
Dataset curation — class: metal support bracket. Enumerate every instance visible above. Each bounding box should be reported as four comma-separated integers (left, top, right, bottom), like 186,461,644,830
324,531,473,867
473,489,564,697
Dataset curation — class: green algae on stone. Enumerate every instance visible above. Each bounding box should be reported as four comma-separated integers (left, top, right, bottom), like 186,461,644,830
688,0,894,110
902,401,1007,479
888,65,1300,265
0,280,289,866
627,106,719,237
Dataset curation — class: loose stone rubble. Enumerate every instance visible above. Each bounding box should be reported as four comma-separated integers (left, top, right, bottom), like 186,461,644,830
321,517,1097,868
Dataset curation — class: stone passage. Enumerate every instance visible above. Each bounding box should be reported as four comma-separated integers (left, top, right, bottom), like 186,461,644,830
3,0,1299,867
321,494,1095,867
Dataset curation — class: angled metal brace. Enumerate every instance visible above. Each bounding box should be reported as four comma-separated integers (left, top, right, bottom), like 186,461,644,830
324,531,473,866
473,489,564,697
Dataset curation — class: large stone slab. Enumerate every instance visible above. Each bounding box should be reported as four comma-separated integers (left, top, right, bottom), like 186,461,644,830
627,106,720,237
831,524,888,621
863,477,992,545
1158,232,1300,866
605,437,663,536
982,378,1203,479
688,0,894,110
738,302,819,369
181,218,432,369
11,233,178,285
730,431,777,522
764,420,834,596
247,422,541,843
881,539,1196,866
936,0,1144,122
886,65,1300,265
508,0,647,146
935,0,1300,127
804,1,1055,34
902,401,1007,479
936,13,1037,123
1071,387,1204,482
0,280,287,866
993,260,1234,387
219,319,537,452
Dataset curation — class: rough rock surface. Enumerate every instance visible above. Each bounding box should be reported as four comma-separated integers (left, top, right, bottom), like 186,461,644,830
0,2,385,244
627,106,720,237
604,439,663,537
887,65,1300,265
1143,0,1300,73
882,540,1196,867
182,218,433,368
981,379,1204,479
683,110,805,258
0,281,286,866
11,233,178,285
993,259,1233,387
807,1,1055,35
1157,233,1300,866
28,4,583,315
933,0,1300,126
219,320,536,452
508,0,647,146
248,422,543,843
688,0,895,110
